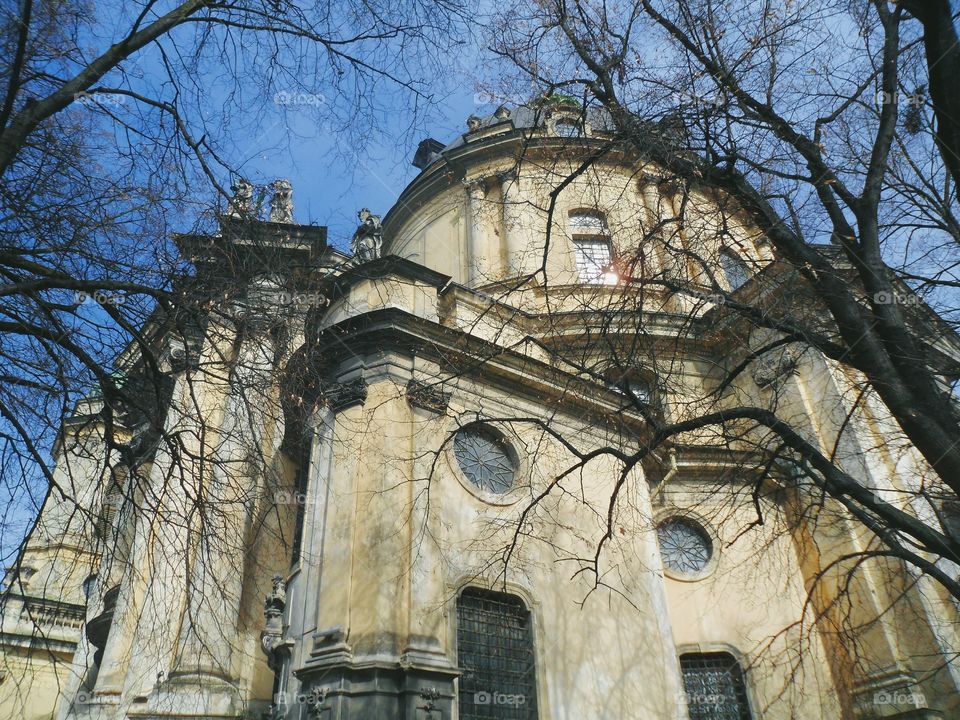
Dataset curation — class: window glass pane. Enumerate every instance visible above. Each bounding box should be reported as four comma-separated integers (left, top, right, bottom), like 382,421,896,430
680,653,752,720
625,376,652,404
457,588,539,719
573,238,613,283
454,426,517,493
657,517,712,574
82,575,97,601
720,250,749,290
569,210,607,233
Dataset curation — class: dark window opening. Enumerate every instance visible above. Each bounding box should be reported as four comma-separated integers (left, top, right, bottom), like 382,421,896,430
680,652,752,720
457,587,538,719
290,440,311,564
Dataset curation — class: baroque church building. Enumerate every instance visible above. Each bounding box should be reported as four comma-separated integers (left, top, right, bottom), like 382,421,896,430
2,102,959,720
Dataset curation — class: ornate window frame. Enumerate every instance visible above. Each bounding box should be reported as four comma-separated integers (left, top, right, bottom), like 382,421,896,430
547,111,592,138
719,248,751,291
569,209,617,284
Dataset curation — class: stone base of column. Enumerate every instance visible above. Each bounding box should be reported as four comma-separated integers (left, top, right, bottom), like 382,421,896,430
853,669,944,720
128,672,247,719
291,658,459,720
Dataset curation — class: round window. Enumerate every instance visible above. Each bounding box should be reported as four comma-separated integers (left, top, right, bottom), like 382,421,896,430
657,517,713,575
453,425,517,494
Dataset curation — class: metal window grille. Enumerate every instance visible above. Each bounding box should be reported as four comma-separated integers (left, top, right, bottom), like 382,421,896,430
457,587,539,719
657,517,713,575
680,653,752,720
454,426,517,493
569,210,608,233
573,238,613,283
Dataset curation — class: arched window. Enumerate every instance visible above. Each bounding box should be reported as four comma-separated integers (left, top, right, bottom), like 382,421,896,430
719,249,750,291
680,652,752,720
569,210,616,284
457,587,538,719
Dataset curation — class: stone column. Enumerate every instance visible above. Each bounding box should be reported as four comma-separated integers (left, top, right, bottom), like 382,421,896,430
465,179,495,285
637,178,667,280
179,328,274,653
139,319,277,717
399,382,459,717
107,367,213,712
786,355,949,718
279,402,336,711
499,171,525,277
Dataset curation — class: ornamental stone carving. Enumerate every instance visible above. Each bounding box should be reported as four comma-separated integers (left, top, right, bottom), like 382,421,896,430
270,179,294,223
228,177,254,217
323,379,368,411
752,347,798,389
350,208,383,262
306,686,331,719
260,575,288,671
406,380,451,414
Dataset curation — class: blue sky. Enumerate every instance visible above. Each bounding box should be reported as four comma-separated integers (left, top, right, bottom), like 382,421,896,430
237,92,480,251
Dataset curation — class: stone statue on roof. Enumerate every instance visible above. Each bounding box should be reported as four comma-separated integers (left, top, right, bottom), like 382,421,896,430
351,208,383,263
228,177,254,217
269,179,294,223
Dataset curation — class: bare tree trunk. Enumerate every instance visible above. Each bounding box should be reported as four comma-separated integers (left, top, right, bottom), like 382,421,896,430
900,0,960,197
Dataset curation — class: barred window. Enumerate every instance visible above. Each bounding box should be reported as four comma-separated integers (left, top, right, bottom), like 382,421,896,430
573,238,614,283
457,587,538,719
291,440,312,563
680,652,752,720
